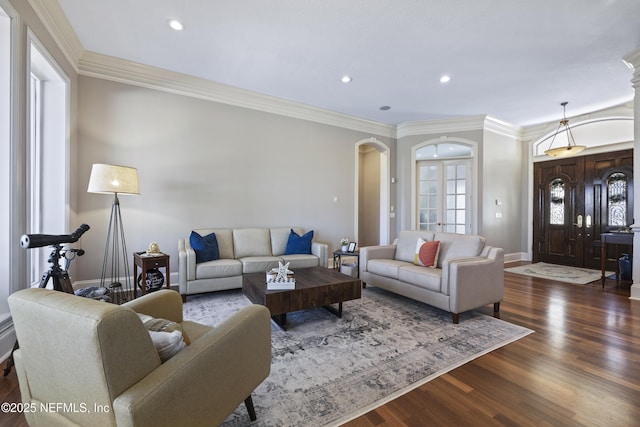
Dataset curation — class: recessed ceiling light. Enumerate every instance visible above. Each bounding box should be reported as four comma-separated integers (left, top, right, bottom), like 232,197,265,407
440,75,451,83
379,106,391,111
341,75,352,83
169,19,184,31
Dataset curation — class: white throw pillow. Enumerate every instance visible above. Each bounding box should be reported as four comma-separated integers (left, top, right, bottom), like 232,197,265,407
148,330,186,362
138,313,187,362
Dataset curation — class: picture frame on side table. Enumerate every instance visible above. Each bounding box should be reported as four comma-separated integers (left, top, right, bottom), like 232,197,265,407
348,242,357,252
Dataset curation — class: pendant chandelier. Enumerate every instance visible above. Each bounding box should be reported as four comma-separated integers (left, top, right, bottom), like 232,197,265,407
544,102,586,157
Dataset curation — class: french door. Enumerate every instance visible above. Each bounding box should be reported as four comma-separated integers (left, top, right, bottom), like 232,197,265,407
417,160,471,234
533,149,633,269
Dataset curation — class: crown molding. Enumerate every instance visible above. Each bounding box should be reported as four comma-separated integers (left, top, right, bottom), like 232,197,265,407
624,47,640,88
27,0,83,72
397,116,486,138
624,47,640,69
78,51,395,138
396,115,521,139
483,116,522,139
28,0,395,137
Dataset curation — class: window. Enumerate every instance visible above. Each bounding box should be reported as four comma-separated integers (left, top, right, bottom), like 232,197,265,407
607,172,628,227
27,38,69,287
417,160,471,234
445,163,467,234
417,164,439,231
549,178,565,225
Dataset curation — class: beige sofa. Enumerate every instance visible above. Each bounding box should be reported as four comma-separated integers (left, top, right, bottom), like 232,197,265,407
8,288,271,427
359,230,504,323
178,227,328,300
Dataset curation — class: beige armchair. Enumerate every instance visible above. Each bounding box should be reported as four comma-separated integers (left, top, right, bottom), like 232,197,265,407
8,288,271,427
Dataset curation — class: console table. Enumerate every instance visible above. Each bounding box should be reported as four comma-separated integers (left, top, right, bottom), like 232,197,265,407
600,232,633,288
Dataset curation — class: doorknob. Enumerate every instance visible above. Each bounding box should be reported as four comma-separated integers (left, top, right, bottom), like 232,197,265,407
586,215,592,229
573,215,583,228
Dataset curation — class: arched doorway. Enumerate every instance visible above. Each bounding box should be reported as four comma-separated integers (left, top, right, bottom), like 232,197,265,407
355,138,390,246
411,137,478,234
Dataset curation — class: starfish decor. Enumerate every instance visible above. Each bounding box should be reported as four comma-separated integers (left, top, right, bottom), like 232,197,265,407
276,261,292,281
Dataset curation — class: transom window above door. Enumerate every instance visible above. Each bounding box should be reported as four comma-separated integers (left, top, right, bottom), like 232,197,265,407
416,143,473,160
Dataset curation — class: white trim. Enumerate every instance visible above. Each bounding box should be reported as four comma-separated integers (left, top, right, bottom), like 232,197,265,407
623,47,640,71
28,2,396,137
27,29,71,228
354,137,391,246
398,115,521,139
27,0,83,72
411,137,479,234
483,116,522,139
79,51,396,138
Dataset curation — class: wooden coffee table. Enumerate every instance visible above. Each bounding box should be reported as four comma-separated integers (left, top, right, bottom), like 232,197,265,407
242,267,362,328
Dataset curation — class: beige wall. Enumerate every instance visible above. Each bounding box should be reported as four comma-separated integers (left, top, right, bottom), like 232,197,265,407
481,130,526,253
75,76,393,281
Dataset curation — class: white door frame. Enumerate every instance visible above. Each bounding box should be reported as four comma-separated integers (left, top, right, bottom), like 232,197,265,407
411,137,479,233
354,137,391,245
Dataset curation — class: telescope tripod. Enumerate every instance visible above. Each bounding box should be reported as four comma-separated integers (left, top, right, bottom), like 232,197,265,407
38,244,75,294
3,244,75,377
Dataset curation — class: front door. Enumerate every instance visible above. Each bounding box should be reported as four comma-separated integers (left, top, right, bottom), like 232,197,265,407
583,150,634,270
533,158,585,266
533,149,633,269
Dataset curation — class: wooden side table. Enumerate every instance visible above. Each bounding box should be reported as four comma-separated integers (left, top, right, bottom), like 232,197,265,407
133,252,170,298
600,232,633,288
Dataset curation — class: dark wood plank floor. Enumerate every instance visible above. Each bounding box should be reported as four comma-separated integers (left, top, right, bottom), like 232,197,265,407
2,263,639,426
344,263,640,427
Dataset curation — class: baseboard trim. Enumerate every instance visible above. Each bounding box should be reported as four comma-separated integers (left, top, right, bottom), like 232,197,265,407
0,317,16,364
504,252,528,264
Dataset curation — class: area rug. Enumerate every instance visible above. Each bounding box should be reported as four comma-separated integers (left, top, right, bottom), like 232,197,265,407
505,262,612,285
183,287,532,427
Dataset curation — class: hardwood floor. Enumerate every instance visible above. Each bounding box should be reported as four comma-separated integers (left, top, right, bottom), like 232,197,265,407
344,264,640,427
2,263,639,426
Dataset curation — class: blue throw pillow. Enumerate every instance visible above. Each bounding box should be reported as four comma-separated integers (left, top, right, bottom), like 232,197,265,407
284,229,314,255
189,231,219,263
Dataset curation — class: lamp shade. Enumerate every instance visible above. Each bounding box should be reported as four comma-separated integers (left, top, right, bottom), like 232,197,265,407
87,164,140,195
543,102,586,157
544,144,586,157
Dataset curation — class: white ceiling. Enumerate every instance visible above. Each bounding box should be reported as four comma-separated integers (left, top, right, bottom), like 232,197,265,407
56,0,640,127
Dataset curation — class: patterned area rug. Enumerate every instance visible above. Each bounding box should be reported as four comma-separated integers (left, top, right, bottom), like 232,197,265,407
183,287,532,427
505,262,612,285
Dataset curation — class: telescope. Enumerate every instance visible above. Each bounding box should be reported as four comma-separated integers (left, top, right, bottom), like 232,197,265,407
20,224,90,249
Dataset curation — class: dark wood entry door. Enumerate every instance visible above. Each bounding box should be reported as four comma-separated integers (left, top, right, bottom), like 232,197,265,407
533,149,633,269
533,158,585,266
583,150,633,270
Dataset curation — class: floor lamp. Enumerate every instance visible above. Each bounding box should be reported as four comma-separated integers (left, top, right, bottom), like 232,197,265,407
88,164,140,303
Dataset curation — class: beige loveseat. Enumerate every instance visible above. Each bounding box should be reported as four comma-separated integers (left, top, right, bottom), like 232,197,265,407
8,288,271,427
178,227,328,300
359,230,504,323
